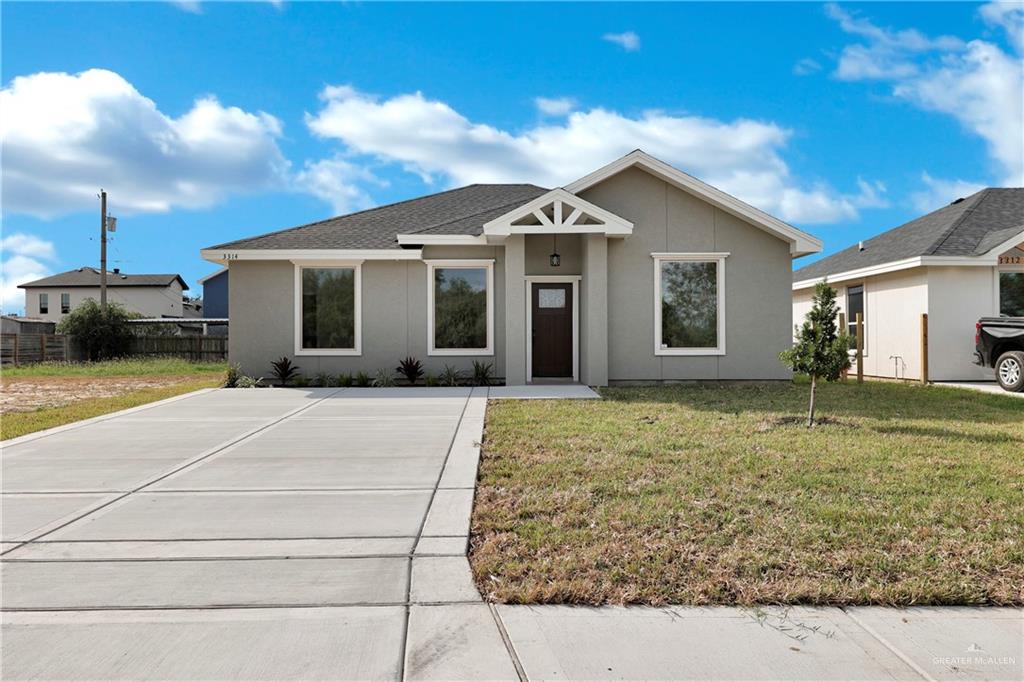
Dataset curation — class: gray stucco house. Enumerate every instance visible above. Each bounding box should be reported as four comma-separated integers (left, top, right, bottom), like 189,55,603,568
202,151,822,385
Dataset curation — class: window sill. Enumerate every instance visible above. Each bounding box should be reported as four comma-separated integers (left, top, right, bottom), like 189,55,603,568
656,348,726,356
428,348,494,357
295,348,361,357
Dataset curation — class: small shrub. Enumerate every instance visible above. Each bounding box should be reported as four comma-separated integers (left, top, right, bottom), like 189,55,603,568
292,375,310,387
355,371,371,388
396,356,424,385
313,372,331,387
424,372,439,387
372,368,395,387
56,299,134,360
236,375,263,388
270,356,301,387
471,360,494,386
337,373,353,387
223,363,242,388
440,364,462,387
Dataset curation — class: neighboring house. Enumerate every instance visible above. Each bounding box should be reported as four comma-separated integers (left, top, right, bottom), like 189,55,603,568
0,315,56,335
19,268,190,323
793,188,1024,382
198,267,229,319
201,150,822,386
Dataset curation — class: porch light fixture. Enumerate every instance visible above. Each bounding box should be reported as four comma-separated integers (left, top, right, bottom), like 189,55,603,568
549,234,561,267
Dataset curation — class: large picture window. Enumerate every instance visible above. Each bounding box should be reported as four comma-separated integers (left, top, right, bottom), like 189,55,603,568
295,264,361,355
1001,272,1024,317
427,260,493,355
653,253,727,355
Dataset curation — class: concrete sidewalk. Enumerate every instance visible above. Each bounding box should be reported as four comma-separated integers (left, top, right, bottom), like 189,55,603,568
934,381,1024,398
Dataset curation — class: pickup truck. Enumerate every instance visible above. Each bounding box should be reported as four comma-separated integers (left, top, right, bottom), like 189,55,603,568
974,317,1024,392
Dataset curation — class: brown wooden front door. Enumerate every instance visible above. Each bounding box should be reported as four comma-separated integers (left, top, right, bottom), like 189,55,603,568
531,283,573,378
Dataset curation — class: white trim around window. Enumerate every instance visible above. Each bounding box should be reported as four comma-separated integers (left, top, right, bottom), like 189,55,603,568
651,252,728,356
293,261,363,356
425,259,495,357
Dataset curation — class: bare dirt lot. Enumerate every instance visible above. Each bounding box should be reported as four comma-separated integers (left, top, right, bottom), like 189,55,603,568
1,376,214,414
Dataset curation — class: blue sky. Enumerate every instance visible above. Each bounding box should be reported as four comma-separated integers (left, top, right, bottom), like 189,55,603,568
2,1,1022,313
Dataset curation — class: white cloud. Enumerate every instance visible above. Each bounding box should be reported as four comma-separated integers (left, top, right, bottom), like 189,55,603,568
171,0,283,13
0,233,57,313
535,97,577,116
980,1,1024,53
305,85,883,224
0,233,57,261
793,58,823,76
909,173,986,212
170,1,203,13
603,31,640,52
294,157,381,214
1,69,289,218
826,3,1024,185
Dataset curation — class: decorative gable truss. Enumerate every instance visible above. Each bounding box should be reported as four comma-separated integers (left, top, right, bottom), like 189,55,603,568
483,188,633,237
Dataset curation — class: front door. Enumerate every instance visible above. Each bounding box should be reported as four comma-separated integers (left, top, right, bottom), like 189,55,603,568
531,283,573,378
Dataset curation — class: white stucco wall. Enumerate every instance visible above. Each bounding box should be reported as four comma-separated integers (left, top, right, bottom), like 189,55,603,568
23,283,184,323
793,270,928,380
925,266,998,381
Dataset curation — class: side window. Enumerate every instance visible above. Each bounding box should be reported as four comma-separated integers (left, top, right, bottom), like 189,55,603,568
61,293,71,314
999,272,1024,317
39,293,48,314
846,284,865,351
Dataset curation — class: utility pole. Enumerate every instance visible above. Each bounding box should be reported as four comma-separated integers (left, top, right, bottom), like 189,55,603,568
100,189,108,312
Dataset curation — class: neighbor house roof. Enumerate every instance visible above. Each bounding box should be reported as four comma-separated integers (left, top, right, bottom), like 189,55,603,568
793,188,1024,285
206,184,549,251
18,268,188,290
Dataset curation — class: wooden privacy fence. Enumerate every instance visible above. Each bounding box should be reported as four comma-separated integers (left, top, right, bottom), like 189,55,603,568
129,336,228,362
1,334,72,365
1,334,228,365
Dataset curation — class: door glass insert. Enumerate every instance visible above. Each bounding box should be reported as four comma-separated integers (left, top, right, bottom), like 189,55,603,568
538,288,566,308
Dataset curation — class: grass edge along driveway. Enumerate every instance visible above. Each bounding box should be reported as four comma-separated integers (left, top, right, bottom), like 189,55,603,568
470,381,1024,607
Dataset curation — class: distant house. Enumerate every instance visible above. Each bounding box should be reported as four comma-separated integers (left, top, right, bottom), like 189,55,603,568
198,267,228,319
1,315,56,335
18,267,190,323
793,188,1024,381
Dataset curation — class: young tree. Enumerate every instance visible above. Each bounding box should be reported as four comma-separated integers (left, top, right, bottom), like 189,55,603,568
56,299,135,360
780,282,851,427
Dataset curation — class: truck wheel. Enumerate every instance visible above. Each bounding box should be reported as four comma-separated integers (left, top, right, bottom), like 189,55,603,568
995,351,1024,392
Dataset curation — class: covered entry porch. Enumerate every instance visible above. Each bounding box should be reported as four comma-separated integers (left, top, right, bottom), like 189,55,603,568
485,188,633,386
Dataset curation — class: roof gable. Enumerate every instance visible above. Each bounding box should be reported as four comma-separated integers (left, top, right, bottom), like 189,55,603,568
565,150,822,257
482,188,633,237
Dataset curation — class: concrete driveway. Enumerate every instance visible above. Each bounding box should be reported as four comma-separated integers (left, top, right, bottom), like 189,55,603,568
2,386,513,680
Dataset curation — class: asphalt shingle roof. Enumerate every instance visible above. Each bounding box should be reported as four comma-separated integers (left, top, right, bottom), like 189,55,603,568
794,188,1024,282
207,184,549,251
19,268,187,290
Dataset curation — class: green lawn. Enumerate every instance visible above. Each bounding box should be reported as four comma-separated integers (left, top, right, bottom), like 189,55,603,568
471,381,1024,606
2,357,227,379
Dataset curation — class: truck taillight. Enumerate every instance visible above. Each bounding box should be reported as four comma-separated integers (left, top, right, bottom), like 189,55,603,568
975,321,982,346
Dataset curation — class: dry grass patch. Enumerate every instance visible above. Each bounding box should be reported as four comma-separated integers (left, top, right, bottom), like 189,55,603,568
470,381,1024,606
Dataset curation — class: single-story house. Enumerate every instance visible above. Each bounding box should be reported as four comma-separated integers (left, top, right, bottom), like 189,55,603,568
198,267,229,319
793,188,1024,382
19,268,190,323
201,150,822,386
